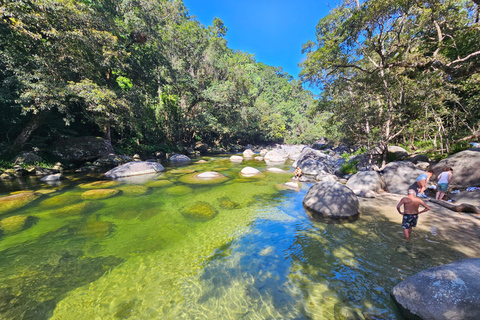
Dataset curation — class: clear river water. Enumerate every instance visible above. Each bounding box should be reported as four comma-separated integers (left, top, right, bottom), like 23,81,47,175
0,156,468,319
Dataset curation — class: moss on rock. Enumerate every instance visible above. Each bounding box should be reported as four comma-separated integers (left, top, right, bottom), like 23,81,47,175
40,194,81,208
181,201,218,221
217,197,239,209
0,192,42,215
78,181,120,189
145,180,174,188
81,189,120,200
118,185,150,196
0,215,28,234
169,169,196,174
166,185,192,196
51,201,104,217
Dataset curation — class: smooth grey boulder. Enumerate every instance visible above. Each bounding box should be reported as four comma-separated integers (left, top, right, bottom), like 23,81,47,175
303,181,359,220
391,258,480,320
105,161,164,179
346,171,385,198
40,173,63,182
450,191,480,207
299,159,328,175
169,154,191,162
431,148,480,189
243,149,255,158
382,161,425,195
387,145,409,160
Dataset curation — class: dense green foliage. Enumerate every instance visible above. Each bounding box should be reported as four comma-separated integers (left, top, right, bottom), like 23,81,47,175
0,0,323,156
301,0,480,163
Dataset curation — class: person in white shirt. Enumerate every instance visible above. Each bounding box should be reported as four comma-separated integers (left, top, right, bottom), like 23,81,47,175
436,167,453,201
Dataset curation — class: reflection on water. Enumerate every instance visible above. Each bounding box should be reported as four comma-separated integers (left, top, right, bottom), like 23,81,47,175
0,158,470,319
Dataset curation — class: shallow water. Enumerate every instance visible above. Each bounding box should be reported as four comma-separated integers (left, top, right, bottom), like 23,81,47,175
0,157,469,319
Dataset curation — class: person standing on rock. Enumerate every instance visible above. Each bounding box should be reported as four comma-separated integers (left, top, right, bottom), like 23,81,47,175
415,169,433,198
436,167,453,201
396,189,431,240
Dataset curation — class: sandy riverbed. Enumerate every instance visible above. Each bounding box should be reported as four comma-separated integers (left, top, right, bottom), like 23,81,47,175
359,193,480,258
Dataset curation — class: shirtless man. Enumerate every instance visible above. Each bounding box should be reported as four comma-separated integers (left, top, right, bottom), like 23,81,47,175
396,189,431,240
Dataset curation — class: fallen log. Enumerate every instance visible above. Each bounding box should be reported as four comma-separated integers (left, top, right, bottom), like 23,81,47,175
429,199,480,215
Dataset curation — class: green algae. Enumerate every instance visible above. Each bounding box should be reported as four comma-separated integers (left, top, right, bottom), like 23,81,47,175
117,185,150,196
0,192,42,215
76,220,115,239
166,185,192,196
181,201,218,221
0,215,38,234
81,189,120,200
51,201,104,218
78,180,121,189
145,179,173,188
169,169,196,174
217,197,239,209
40,194,82,208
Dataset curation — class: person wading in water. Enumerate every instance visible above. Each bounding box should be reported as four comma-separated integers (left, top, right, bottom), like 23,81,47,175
396,189,431,240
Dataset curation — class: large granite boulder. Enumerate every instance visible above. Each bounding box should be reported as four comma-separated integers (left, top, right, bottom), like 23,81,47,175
11,152,42,165
382,161,425,195
105,161,165,179
387,145,409,160
293,147,340,175
264,150,286,163
243,149,255,158
346,171,385,198
53,136,114,162
431,148,480,188
303,181,359,220
169,154,191,163
391,258,480,320
450,190,480,207
300,159,328,175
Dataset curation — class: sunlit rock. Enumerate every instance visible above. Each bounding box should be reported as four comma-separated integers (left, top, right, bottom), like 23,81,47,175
81,189,120,200
105,161,165,179
169,154,191,162
195,160,208,164
243,149,255,158
254,156,264,161
181,201,218,221
0,192,42,215
166,185,192,196
230,155,243,162
178,172,229,185
40,173,64,182
240,167,261,177
346,171,385,198
169,169,195,174
266,168,287,173
391,258,480,320
79,180,120,189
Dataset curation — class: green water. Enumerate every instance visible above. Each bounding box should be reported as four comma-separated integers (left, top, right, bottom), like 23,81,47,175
0,157,469,319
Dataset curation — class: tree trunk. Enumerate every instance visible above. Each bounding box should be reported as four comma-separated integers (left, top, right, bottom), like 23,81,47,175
8,111,48,155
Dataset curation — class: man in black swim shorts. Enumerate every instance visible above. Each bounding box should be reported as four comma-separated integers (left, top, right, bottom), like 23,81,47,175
396,189,430,240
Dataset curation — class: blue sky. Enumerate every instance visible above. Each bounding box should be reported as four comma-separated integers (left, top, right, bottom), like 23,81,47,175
182,0,332,80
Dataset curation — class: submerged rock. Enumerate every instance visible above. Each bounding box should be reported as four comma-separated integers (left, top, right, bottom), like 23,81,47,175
217,197,239,209
40,194,81,208
78,180,120,189
391,258,480,320
81,189,120,200
178,172,229,185
76,220,115,239
145,179,174,188
51,201,104,217
166,185,192,196
0,192,42,215
0,215,38,234
181,202,218,221
118,185,150,196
